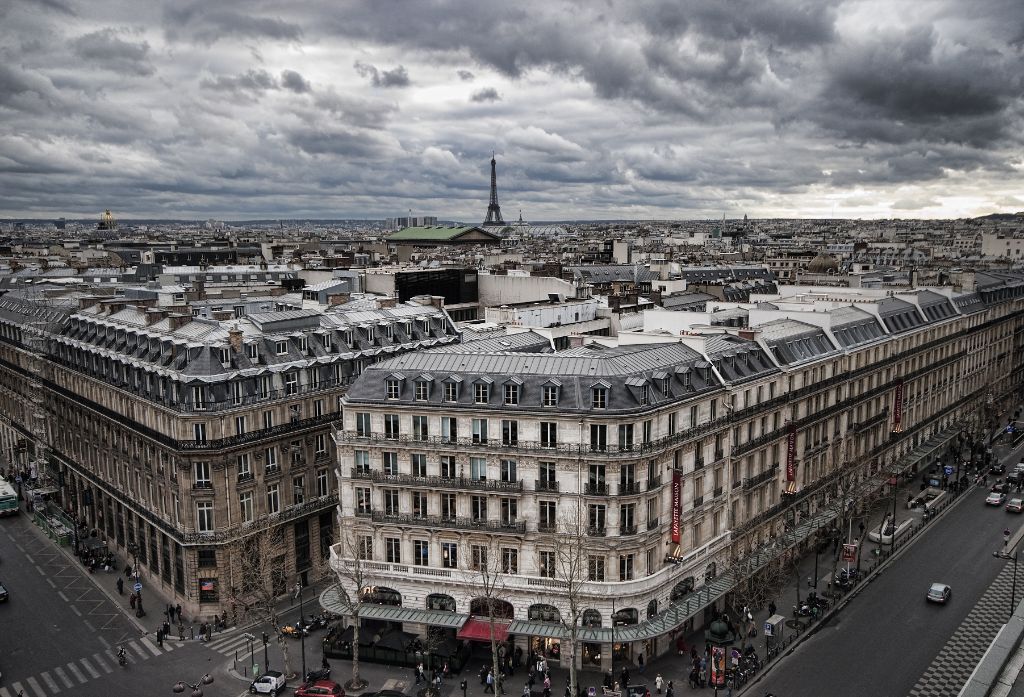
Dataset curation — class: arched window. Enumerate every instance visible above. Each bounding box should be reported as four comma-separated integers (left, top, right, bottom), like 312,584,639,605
582,609,602,628
647,600,658,619
528,604,561,623
671,577,695,602
426,594,456,612
360,586,402,606
470,597,514,619
611,608,637,626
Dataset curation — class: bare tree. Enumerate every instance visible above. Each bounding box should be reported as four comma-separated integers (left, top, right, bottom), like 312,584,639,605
463,539,511,697
223,522,297,678
550,501,589,697
329,526,372,690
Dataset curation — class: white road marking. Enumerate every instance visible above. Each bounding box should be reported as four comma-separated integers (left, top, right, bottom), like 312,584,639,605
40,671,61,693
53,667,75,688
128,640,148,658
78,657,100,679
65,663,87,684
25,676,47,696
92,652,112,673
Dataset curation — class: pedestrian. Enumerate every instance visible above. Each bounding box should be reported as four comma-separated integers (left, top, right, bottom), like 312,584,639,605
486,670,495,694
435,674,442,691
638,652,645,673
603,670,612,690
665,680,673,697
655,674,664,694
156,628,163,647
116,577,123,595
543,674,551,692
205,624,212,642
768,600,777,617
189,625,195,640
129,592,136,609
620,668,629,689
125,564,132,578
443,662,450,680
523,684,531,697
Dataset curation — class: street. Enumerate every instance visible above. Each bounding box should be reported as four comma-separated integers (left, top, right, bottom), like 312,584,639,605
753,475,1024,697
0,512,237,697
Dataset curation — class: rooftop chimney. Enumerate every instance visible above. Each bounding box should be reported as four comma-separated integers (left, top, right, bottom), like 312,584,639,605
167,313,191,331
228,326,244,353
144,308,167,326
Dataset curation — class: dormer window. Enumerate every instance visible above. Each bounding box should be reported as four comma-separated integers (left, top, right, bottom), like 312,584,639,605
542,380,561,407
385,324,394,340
504,383,520,406
219,347,231,365
592,386,608,409
662,378,671,396
344,329,353,346
298,336,308,353
415,380,429,401
386,379,400,400
444,382,458,402
275,340,288,355
323,333,332,351
404,322,413,336
247,343,259,360
420,319,431,334
474,382,490,404
640,384,650,406
366,326,375,343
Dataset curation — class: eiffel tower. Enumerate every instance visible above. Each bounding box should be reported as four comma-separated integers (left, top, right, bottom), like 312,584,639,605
482,153,505,226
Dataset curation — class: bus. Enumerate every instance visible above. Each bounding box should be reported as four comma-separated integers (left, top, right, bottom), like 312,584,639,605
0,479,18,516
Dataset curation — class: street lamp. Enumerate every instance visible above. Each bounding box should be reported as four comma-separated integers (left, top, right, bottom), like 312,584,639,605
172,674,214,697
706,616,736,697
994,539,1020,621
295,581,307,680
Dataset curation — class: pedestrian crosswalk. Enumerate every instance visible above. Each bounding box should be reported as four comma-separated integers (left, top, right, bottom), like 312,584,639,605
0,636,180,697
203,627,257,657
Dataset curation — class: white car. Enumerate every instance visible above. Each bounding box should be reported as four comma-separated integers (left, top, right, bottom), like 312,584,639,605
987,491,1007,506
250,670,286,695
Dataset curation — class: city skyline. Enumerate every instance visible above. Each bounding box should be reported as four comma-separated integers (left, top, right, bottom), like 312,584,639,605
1,0,1022,221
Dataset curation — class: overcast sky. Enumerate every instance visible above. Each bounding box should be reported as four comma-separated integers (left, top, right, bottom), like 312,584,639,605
1,0,1022,221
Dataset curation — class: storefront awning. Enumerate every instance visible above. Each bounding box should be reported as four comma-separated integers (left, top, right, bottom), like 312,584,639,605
457,618,510,642
508,620,566,639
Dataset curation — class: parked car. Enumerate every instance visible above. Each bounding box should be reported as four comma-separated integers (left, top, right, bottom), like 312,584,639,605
294,680,344,697
250,670,287,695
987,491,1007,506
991,463,1007,475
926,582,951,604
1008,499,1024,513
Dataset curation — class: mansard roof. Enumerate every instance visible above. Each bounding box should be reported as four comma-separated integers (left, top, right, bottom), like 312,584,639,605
345,342,723,414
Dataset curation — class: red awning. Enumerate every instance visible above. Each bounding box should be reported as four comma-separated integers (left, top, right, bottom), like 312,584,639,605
457,618,510,642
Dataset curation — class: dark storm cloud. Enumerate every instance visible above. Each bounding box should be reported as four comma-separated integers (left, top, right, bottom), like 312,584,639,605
71,28,154,76
2,0,1023,219
470,87,500,103
200,69,278,94
163,3,302,44
810,26,1024,148
280,69,311,93
353,61,410,88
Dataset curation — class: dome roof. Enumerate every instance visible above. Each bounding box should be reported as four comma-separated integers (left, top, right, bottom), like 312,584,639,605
806,251,840,274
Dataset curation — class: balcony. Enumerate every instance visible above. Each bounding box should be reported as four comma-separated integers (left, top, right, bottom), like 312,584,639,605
537,522,557,533
852,408,890,434
647,518,660,530
369,511,526,534
619,524,638,537
713,486,724,498
693,495,704,508
647,476,662,491
535,479,560,493
742,463,780,491
348,468,524,493
587,526,607,537
619,481,641,495
584,483,609,496
714,449,725,462
694,459,705,470
237,471,254,484
192,481,213,491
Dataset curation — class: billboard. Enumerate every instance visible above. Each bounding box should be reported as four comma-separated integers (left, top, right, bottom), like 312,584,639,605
671,471,681,543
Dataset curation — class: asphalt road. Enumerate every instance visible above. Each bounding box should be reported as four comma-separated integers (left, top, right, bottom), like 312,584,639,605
753,478,1024,697
0,511,237,697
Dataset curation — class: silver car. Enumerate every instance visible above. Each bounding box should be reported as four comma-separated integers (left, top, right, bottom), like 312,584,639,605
927,582,951,604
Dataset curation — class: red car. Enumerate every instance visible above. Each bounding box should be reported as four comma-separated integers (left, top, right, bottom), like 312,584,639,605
295,681,344,697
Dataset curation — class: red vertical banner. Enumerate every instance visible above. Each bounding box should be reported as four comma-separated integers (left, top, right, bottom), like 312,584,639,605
786,424,797,482
892,378,904,433
671,471,681,543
